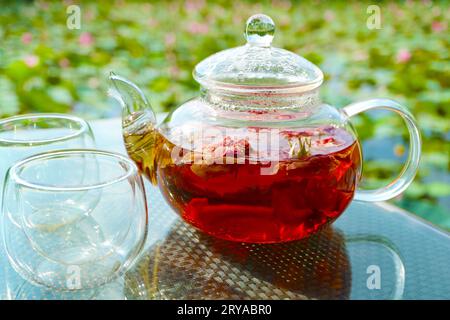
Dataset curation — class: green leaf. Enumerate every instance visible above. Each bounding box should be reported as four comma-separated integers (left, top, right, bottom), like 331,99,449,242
0,77,19,116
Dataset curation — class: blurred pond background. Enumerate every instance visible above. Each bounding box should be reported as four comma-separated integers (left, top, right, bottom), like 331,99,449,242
0,0,449,229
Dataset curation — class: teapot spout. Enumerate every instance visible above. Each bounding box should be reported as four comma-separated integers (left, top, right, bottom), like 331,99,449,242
109,72,160,185
108,72,156,128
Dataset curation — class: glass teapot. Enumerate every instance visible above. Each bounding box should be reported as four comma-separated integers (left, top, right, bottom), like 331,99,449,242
109,14,421,243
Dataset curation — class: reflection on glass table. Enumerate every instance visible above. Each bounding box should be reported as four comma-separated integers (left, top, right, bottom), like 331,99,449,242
1,118,449,300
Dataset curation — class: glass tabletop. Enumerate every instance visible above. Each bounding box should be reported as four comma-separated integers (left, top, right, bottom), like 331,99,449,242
1,118,449,300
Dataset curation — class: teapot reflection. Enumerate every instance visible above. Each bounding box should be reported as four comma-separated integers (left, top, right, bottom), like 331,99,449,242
125,224,351,300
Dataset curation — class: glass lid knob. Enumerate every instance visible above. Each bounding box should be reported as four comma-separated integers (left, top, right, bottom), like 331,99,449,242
245,14,275,47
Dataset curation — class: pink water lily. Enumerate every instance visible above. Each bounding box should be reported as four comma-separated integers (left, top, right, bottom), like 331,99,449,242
396,48,412,63
165,33,176,47
185,0,205,12
187,22,209,35
432,21,446,33
24,55,39,68
79,32,94,47
21,32,32,45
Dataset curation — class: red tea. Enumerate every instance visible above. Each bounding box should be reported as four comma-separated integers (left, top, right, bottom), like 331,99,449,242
124,123,361,243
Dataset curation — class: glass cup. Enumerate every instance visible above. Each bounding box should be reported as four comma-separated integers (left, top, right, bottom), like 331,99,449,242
0,113,95,194
0,114,95,297
2,150,148,290
0,113,95,298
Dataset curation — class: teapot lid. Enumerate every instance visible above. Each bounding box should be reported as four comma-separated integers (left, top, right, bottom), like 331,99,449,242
193,14,323,93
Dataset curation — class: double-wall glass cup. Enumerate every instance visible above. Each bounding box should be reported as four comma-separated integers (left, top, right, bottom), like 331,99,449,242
0,113,95,195
0,114,95,297
2,150,148,290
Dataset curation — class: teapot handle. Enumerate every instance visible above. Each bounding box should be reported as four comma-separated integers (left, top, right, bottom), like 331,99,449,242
342,99,421,202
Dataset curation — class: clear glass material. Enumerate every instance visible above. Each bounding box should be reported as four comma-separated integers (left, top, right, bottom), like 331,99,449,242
114,74,365,243
193,14,323,92
0,113,95,297
110,74,421,243
0,113,95,187
108,14,422,243
342,99,421,201
2,150,148,290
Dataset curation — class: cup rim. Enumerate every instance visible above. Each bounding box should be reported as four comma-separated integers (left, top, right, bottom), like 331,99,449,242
8,149,139,192
0,113,90,145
